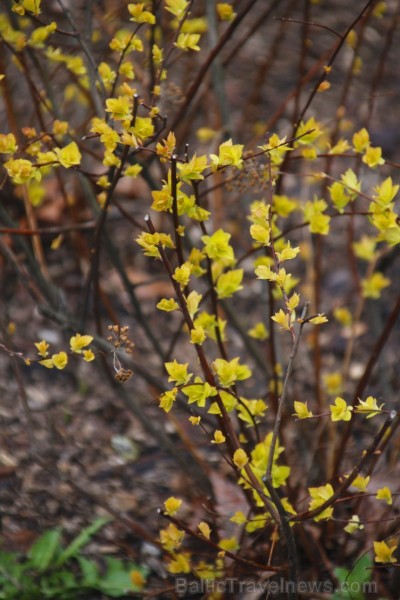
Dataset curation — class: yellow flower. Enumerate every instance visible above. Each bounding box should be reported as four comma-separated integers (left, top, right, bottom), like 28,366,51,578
130,570,145,589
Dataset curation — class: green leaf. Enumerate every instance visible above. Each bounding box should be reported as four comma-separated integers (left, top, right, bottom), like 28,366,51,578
77,557,100,587
56,517,111,567
332,554,372,599
28,530,62,572
40,570,79,598
95,557,134,597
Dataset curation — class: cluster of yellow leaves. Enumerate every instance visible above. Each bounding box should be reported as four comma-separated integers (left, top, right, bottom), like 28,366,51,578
353,127,385,168
329,168,361,213
34,334,94,369
303,198,331,235
355,396,384,418
238,433,291,508
308,483,334,522
212,357,251,388
151,176,210,221
210,139,244,170
249,202,271,247
136,231,175,258
2,134,81,188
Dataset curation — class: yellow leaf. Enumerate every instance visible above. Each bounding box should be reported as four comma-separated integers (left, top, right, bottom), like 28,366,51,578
211,430,226,444
52,351,68,370
233,448,248,469
70,333,94,353
35,339,49,358
216,3,236,21
271,309,291,331
165,360,192,386
352,128,370,153
376,487,392,505
293,401,313,419
351,475,370,492
164,497,182,516
157,298,179,312
83,349,95,362
190,326,206,345
247,322,269,340
374,540,397,564
198,521,211,539
355,396,384,418
50,235,63,250
330,397,352,422
362,272,390,299
55,142,82,168
309,314,328,325
344,515,364,534
362,146,385,168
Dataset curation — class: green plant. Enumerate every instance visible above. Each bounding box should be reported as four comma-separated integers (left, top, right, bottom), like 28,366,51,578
0,518,147,599
1,1,400,598
332,554,373,600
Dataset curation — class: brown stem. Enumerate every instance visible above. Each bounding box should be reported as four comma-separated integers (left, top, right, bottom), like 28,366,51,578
334,293,400,474
292,412,399,522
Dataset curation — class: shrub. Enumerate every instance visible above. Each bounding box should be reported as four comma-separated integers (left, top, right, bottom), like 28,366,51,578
1,1,400,598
